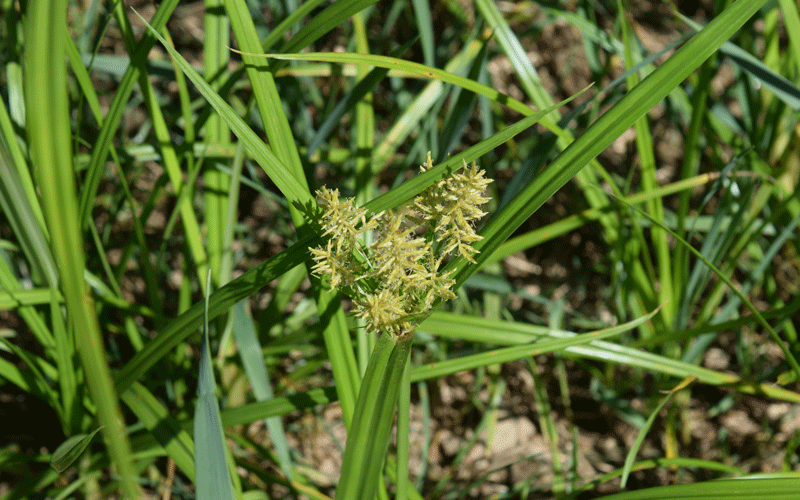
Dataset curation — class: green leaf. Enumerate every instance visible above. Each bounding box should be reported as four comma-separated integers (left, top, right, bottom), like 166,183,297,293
421,311,800,403
121,382,195,480
412,307,660,382
244,50,540,118
448,0,770,289
681,14,800,110
131,8,314,210
233,301,295,480
280,0,380,56
596,475,800,500
336,332,413,500
619,379,693,488
50,427,104,473
194,273,237,500
78,0,180,225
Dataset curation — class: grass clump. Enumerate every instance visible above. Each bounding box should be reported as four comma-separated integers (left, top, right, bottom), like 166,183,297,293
1,0,799,499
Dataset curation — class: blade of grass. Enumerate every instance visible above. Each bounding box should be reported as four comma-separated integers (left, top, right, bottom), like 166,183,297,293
251,50,550,120
447,0,770,290
617,0,674,325
120,381,195,480
114,4,210,293
438,39,488,161
78,0,180,226
0,90,41,229
24,0,139,496
573,457,743,496
396,357,412,500
222,0,361,424
132,7,313,212
218,387,339,427
0,336,58,408
233,301,296,480
213,0,359,105
114,233,313,395
0,139,68,399
528,359,566,497
351,10,376,203
195,273,237,500
66,30,166,312
411,308,659,382
674,58,716,317
0,256,55,352
305,57,391,158
485,173,718,264
410,0,434,66
204,0,232,284
433,378,505,499
475,0,623,264
50,427,104,473
683,14,800,111
0,287,63,307
125,386,339,454
778,0,800,76
595,475,800,500
473,0,553,113
421,312,800,403
65,31,104,127
351,10,378,373
619,377,696,488
0,111,57,287
370,46,478,171
336,331,413,500
591,179,800,383
259,0,328,52
278,0,380,57
49,289,82,435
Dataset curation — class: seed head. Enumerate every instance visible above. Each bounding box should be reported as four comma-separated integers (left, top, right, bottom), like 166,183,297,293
310,153,492,335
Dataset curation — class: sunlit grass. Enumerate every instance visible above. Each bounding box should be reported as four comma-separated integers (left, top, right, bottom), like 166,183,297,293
1,0,799,498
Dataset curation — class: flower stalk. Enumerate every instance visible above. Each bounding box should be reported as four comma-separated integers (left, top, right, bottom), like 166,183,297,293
318,153,492,499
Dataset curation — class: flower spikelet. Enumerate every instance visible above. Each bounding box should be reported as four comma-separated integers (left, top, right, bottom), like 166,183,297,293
362,211,430,288
352,289,410,336
316,187,377,249
414,152,492,263
310,187,379,291
310,153,492,336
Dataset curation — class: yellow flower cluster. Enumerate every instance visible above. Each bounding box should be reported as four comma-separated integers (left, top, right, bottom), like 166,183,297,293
414,152,492,263
310,153,492,335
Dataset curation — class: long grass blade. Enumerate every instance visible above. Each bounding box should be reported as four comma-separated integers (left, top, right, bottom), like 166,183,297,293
412,308,659,382
595,475,800,500
78,0,180,225
24,0,139,496
336,332,413,500
194,273,237,500
233,301,295,480
448,0,769,289
121,382,195,479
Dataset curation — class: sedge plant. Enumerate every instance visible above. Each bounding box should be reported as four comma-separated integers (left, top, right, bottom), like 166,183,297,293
4,0,800,498
309,153,492,498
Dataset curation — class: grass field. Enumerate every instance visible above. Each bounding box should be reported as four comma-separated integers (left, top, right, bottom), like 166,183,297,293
1,0,800,498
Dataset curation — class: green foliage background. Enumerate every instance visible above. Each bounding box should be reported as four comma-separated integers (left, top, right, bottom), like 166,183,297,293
1,0,800,498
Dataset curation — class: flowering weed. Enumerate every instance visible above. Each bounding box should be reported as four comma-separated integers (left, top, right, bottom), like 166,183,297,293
310,152,492,335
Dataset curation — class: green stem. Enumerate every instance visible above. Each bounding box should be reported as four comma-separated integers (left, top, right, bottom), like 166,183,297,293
336,331,413,500
24,1,139,497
